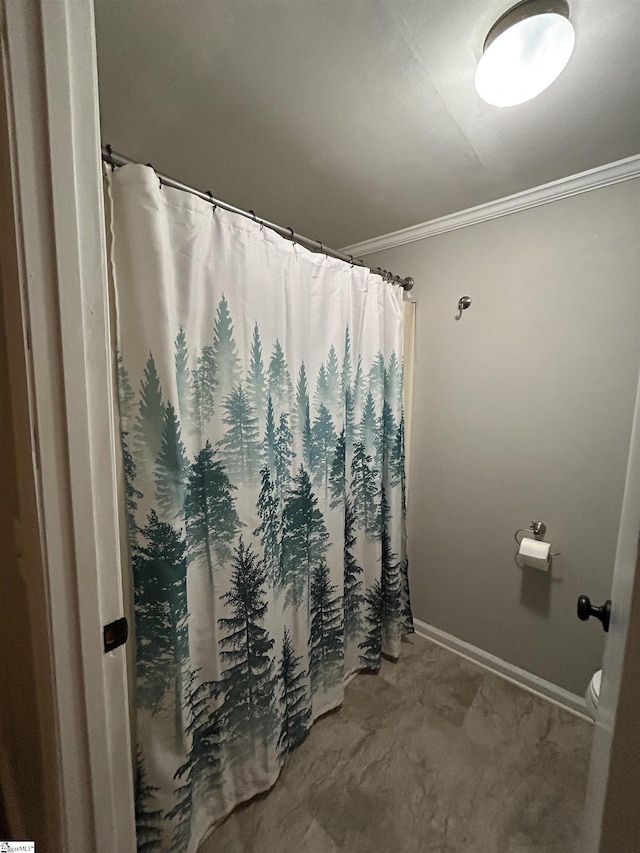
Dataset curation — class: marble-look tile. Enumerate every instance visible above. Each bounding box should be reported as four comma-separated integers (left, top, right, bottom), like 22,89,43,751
198,762,336,853
200,634,593,853
380,635,485,726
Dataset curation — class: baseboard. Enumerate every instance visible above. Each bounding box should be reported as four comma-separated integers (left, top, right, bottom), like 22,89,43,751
412,618,592,723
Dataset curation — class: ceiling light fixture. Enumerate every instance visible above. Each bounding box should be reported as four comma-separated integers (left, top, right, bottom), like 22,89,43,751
475,0,575,107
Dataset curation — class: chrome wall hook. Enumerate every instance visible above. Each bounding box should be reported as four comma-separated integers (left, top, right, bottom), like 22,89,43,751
456,296,472,320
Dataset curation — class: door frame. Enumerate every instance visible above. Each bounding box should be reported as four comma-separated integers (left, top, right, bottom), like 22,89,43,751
580,343,640,851
1,1,638,851
0,1,135,850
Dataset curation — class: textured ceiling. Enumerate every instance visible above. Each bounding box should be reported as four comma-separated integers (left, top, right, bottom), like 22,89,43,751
95,0,640,248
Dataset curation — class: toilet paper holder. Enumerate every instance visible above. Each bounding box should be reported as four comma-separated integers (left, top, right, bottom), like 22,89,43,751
514,521,561,556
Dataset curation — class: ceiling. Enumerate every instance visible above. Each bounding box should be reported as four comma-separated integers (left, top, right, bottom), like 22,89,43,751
95,0,640,249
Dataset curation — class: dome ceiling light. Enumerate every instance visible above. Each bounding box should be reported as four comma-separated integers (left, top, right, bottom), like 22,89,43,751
475,0,576,107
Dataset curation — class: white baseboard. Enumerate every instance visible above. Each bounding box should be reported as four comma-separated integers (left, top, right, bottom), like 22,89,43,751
412,618,592,723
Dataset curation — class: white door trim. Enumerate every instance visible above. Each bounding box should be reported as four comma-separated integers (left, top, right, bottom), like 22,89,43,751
1,1,135,850
580,345,640,850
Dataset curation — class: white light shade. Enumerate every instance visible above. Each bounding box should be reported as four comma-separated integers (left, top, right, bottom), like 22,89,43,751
475,11,575,107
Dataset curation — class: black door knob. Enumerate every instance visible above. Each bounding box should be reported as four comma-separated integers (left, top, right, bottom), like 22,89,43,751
577,595,611,633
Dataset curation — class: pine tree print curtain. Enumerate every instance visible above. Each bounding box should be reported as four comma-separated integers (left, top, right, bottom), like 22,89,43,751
106,164,413,853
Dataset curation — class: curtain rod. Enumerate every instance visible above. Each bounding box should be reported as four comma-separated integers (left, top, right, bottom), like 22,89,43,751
102,146,414,291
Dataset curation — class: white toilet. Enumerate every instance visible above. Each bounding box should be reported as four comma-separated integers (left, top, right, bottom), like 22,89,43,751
585,669,602,720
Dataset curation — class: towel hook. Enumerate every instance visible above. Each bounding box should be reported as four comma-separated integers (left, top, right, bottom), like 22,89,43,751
456,296,472,320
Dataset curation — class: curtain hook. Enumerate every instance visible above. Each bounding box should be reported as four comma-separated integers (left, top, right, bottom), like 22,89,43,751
105,143,115,171
317,239,323,255
349,254,355,267
250,210,263,231
206,191,217,212
288,226,295,242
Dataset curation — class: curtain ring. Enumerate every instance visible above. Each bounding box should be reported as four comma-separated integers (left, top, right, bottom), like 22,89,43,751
288,226,295,242
206,191,217,212
317,239,323,255
249,211,263,231
105,143,115,171
349,255,355,267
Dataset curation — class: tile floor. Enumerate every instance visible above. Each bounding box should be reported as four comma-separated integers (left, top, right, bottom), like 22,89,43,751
200,634,593,853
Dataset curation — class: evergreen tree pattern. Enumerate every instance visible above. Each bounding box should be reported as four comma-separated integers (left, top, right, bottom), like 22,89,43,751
294,362,310,435
314,363,330,411
328,429,346,510
375,400,397,472
275,412,295,507
133,510,189,743
268,339,293,412
217,385,261,485
311,403,337,499
379,487,401,635
341,327,352,395
352,356,365,417
261,395,278,473
325,344,341,410
398,557,414,635
255,466,280,586
344,384,355,444
116,278,413,851
166,670,224,852
116,350,135,421
359,390,378,455
391,413,406,512
280,466,329,611
133,354,166,461
247,322,267,418
343,498,364,641
350,440,379,538
308,560,344,692
192,344,216,428
184,441,240,580
175,327,192,423
135,747,163,853
155,403,189,520
302,402,315,473
368,352,387,403
213,294,241,399
277,628,311,761
216,537,278,761
121,430,142,538
386,351,402,412
358,579,384,670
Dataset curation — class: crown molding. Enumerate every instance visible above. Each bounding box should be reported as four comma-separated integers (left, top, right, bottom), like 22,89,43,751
341,154,640,257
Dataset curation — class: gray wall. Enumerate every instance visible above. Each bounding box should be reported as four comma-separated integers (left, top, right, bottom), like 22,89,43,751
366,178,640,696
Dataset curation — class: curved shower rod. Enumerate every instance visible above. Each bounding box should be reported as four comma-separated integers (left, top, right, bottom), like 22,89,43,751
101,146,414,291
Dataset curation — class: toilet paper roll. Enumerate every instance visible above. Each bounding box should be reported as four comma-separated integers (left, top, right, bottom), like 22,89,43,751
518,537,551,571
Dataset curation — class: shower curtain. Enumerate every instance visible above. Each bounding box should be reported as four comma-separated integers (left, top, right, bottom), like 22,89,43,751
106,164,413,852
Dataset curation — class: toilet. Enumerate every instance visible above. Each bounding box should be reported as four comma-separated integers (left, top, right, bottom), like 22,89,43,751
585,669,602,720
